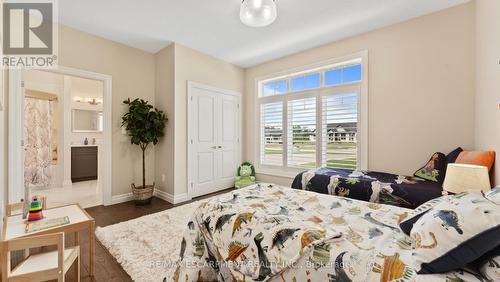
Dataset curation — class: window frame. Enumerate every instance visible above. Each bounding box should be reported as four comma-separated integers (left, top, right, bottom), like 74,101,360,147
254,51,369,178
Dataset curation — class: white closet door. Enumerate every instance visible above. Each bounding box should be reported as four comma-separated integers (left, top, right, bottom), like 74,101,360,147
191,87,219,197
218,94,240,189
189,83,240,198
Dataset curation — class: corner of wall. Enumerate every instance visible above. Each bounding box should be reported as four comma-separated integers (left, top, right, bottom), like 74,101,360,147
474,0,500,186
154,43,176,195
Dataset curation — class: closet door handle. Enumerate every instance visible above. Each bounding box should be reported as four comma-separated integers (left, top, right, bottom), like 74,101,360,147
218,146,222,149
211,146,218,149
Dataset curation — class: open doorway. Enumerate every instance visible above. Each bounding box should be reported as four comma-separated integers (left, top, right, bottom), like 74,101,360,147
24,70,104,207
8,67,112,208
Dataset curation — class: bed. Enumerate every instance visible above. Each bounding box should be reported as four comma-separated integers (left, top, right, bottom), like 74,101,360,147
292,168,444,209
169,183,487,282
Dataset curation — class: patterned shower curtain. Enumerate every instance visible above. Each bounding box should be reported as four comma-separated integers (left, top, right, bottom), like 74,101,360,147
24,97,53,187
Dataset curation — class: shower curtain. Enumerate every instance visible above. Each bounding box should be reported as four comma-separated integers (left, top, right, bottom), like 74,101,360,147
24,97,53,187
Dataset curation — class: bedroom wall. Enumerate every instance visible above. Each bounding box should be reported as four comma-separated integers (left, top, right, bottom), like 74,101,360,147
172,43,245,198
243,2,476,186
57,25,156,198
475,0,500,186
154,44,176,194
1,68,7,229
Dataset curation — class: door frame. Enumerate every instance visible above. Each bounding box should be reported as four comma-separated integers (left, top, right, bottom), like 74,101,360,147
187,81,242,201
8,66,113,206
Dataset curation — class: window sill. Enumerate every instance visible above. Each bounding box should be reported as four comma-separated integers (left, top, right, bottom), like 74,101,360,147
255,167,305,179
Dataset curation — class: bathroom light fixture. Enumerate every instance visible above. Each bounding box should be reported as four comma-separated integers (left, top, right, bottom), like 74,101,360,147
240,0,277,28
74,97,102,105
88,98,101,105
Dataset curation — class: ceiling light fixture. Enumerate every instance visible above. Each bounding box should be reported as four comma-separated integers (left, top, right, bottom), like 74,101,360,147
240,0,277,28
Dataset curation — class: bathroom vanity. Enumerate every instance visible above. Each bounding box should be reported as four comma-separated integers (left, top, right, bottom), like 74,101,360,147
71,145,98,182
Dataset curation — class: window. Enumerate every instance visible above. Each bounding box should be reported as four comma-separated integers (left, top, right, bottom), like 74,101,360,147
324,63,362,86
321,93,358,169
291,73,321,92
288,97,316,168
257,55,367,173
262,79,288,97
261,102,283,166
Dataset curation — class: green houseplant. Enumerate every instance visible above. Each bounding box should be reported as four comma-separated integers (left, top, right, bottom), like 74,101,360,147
121,98,167,205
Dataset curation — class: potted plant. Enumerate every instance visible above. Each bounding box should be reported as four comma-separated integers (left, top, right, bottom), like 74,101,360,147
121,98,167,205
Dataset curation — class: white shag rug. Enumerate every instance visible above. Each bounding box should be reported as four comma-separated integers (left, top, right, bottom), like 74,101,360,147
95,199,209,282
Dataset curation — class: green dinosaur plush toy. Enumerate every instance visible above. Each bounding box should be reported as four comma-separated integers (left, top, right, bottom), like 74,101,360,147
235,162,256,189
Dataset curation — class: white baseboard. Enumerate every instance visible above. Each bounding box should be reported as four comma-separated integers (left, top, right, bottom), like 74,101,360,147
110,193,133,205
154,189,188,205
109,190,189,206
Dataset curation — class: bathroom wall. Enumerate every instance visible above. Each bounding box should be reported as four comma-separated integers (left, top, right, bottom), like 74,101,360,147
68,76,104,146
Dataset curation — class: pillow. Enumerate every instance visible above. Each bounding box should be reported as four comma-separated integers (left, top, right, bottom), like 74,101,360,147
410,190,500,274
446,147,463,165
477,247,500,281
486,186,500,205
399,196,450,235
401,187,500,236
456,151,496,171
414,152,447,183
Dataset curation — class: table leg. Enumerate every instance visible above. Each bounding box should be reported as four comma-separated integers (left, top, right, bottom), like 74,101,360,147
89,220,95,277
75,231,80,246
0,241,3,280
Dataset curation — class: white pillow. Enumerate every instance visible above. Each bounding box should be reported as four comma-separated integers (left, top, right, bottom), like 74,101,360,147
479,254,500,281
410,190,500,274
486,186,500,205
399,196,451,235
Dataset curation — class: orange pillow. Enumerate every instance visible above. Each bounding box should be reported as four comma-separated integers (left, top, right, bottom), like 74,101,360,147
455,151,496,171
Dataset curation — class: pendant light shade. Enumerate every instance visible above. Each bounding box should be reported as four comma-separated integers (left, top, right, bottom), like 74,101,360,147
240,0,277,28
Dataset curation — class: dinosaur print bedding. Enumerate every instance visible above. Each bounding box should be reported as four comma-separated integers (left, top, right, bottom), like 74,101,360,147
168,183,485,282
292,168,444,208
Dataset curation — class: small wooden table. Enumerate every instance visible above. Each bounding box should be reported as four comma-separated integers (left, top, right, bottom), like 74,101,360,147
1,204,95,277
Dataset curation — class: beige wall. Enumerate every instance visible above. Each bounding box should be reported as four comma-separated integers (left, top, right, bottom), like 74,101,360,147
475,0,500,186
244,3,476,186
173,43,245,196
154,44,176,194
58,25,156,197
3,1,495,208
1,68,7,224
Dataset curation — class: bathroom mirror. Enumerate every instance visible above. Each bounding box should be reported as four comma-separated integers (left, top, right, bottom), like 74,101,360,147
72,109,103,132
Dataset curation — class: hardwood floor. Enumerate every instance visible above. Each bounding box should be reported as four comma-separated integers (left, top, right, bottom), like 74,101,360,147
69,189,232,281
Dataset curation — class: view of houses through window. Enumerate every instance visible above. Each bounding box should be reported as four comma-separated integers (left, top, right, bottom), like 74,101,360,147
259,59,363,170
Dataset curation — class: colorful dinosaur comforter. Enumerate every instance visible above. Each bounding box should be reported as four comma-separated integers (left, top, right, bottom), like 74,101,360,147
168,183,485,282
292,168,444,209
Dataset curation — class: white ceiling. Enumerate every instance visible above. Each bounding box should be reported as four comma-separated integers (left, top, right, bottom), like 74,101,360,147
58,0,470,68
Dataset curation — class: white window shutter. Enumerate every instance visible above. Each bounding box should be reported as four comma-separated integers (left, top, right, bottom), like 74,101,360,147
321,92,358,169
